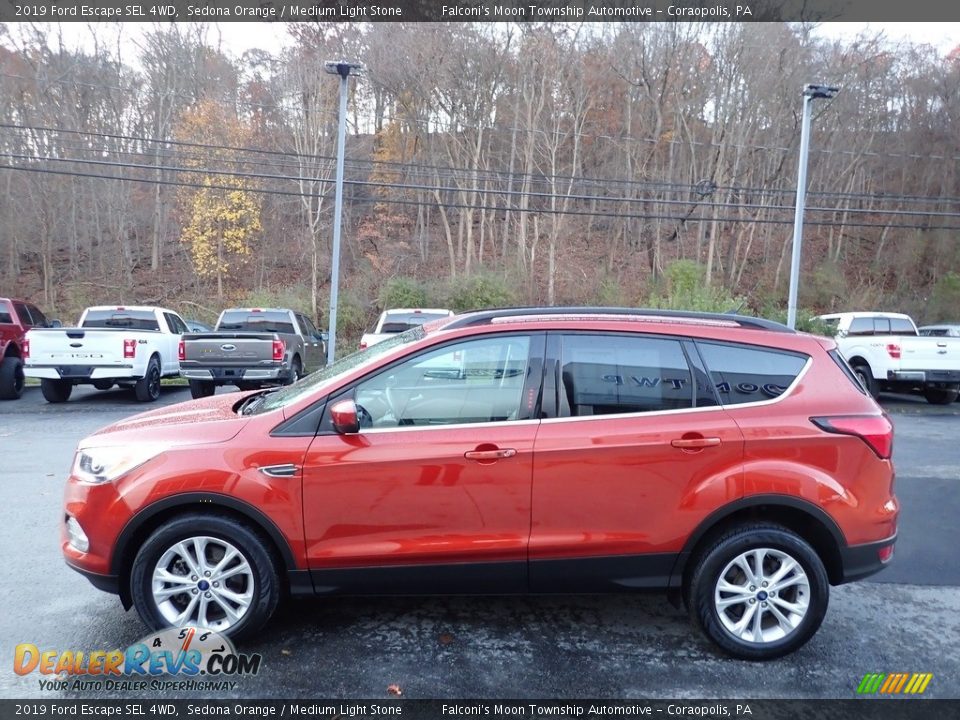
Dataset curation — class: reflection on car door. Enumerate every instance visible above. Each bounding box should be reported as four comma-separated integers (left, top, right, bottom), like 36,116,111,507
301,332,545,594
529,332,745,591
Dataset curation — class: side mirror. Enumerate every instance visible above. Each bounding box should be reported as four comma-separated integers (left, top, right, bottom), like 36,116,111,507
330,399,360,434
49,319,62,328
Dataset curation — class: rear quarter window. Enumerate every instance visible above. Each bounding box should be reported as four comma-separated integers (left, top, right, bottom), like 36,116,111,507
696,342,808,405
0,302,12,324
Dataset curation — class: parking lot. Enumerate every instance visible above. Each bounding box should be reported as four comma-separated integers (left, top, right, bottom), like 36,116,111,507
1,385,958,699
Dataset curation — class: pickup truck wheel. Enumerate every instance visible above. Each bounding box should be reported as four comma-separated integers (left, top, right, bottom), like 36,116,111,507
924,387,959,405
0,356,25,400
851,363,878,398
40,378,72,403
189,379,216,399
129,514,280,639
284,357,302,386
134,357,162,402
688,523,828,660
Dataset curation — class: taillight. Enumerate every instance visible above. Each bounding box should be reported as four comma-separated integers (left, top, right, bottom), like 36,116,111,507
878,545,895,563
886,343,901,359
123,339,136,359
272,339,284,361
22,338,29,359
178,340,185,361
811,414,893,459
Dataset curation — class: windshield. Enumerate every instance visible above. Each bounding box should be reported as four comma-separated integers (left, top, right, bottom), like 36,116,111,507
248,327,426,415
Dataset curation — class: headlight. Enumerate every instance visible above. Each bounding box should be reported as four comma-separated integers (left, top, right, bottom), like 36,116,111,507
72,446,166,484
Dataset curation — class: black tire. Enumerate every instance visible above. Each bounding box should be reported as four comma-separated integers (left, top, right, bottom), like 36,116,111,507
129,514,280,640
134,357,162,402
92,380,114,391
40,378,72,403
0,356,25,400
236,382,261,392
284,357,302,386
189,379,216,399
851,363,878,398
924,387,959,405
687,523,829,660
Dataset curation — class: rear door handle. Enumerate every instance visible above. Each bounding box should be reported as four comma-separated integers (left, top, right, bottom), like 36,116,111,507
671,437,721,449
464,448,517,461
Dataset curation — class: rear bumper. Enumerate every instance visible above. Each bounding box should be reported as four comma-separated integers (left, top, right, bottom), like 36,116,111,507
25,364,136,381
181,364,288,383
838,534,897,583
887,369,960,384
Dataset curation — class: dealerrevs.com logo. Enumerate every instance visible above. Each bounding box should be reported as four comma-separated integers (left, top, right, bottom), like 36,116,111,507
14,627,261,692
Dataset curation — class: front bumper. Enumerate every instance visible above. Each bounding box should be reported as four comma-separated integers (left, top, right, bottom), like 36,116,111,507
838,534,897,583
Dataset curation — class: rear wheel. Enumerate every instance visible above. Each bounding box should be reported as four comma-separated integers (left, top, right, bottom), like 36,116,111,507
0,356,25,400
688,523,829,660
129,514,280,639
40,378,72,403
284,357,302,386
134,357,162,402
924,387,959,405
189,379,216,399
851,363,878,398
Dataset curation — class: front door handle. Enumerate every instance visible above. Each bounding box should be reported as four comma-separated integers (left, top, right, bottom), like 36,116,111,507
464,448,517,462
671,437,721,450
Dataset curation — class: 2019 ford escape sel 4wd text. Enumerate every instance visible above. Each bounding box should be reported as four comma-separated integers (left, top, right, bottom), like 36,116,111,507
62,308,898,660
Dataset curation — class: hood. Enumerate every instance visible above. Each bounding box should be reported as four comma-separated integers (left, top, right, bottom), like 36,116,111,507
81,392,249,449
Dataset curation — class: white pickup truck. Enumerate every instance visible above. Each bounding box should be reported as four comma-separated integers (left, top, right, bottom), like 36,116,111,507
817,311,960,404
359,308,455,350
24,305,187,403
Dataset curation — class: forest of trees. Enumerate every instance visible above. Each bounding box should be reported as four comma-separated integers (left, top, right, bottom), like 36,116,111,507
1,21,959,345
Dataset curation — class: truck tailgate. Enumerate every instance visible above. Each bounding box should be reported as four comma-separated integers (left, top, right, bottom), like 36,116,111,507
26,328,140,366
182,333,277,365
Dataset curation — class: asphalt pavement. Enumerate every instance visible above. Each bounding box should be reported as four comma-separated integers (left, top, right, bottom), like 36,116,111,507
0,385,957,699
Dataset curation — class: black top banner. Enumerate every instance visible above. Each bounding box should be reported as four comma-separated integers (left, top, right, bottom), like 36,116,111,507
1,0,960,23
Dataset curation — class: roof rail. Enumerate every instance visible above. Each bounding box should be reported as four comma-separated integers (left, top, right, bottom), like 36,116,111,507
445,307,795,333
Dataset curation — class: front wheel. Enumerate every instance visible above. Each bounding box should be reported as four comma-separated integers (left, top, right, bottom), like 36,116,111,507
687,524,829,660
924,387,959,405
134,357,162,402
0,356,25,400
129,515,280,639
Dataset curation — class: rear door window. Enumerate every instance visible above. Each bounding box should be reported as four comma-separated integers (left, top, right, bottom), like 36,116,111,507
0,301,13,324
81,309,160,331
696,342,807,405
557,334,695,416
218,310,295,334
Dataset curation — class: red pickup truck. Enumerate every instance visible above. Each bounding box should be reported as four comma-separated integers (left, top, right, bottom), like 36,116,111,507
0,298,57,400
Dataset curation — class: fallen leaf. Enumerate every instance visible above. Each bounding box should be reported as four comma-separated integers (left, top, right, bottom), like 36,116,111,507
387,684,402,696
439,633,454,646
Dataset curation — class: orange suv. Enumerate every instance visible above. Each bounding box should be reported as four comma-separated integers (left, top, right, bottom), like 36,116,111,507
62,308,898,659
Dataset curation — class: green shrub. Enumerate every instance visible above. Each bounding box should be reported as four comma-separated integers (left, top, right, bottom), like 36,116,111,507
927,272,960,323
646,260,744,313
378,277,429,310
444,271,518,312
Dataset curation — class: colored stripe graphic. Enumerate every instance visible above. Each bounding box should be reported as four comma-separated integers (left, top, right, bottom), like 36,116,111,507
857,673,932,695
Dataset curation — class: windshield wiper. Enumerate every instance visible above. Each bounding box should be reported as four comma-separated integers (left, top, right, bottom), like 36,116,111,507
238,388,279,416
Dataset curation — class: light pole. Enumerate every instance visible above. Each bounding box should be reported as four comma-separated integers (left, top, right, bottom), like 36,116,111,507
323,60,363,364
787,83,839,329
